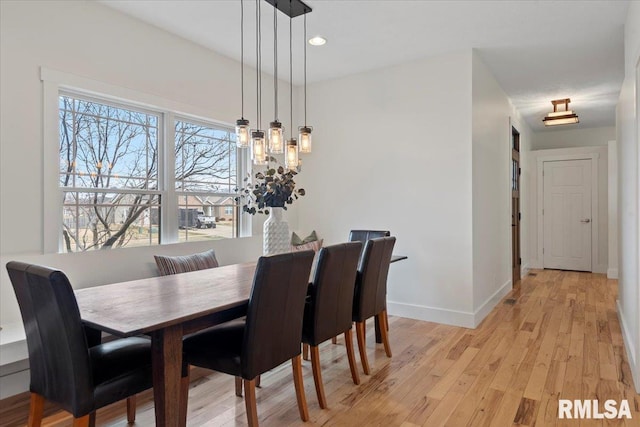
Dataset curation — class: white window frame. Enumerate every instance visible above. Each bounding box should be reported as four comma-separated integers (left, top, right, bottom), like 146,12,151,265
42,67,249,254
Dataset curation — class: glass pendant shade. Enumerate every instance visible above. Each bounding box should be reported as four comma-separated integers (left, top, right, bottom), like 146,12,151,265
268,121,284,154
298,126,312,153
251,130,267,165
285,138,299,171
235,119,250,148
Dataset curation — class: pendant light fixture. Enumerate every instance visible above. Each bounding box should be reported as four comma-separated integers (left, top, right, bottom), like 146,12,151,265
542,98,579,126
268,3,284,154
284,5,298,172
242,0,311,167
251,0,267,165
298,12,312,154
235,0,250,148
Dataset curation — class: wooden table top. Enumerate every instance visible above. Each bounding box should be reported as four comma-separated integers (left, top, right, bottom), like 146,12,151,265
75,261,257,337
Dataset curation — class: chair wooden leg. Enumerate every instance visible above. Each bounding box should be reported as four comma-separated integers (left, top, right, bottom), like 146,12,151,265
27,393,45,427
235,376,243,396
355,321,370,375
291,355,309,421
331,336,337,344
310,345,327,409
72,415,91,427
126,395,136,423
243,379,259,427
303,343,310,360
344,329,360,385
180,369,190,426
88,412,96,427
379,310,392,357
256,374,261,388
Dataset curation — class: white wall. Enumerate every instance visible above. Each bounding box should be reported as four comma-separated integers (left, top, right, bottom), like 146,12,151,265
0,0,294,397
296,51,476,326
531,126,615,150
471,51,525,323
527,146,609,273
615,0,640,393
0,0,300,324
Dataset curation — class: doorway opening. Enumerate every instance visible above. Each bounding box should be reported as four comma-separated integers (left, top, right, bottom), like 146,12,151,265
511,127,521,286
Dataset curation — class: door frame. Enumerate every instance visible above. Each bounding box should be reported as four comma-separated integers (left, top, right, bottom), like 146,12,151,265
511,126,521,284
536,153,599,270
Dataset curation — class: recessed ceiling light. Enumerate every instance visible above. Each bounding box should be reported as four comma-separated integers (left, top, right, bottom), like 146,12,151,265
308,36,326,46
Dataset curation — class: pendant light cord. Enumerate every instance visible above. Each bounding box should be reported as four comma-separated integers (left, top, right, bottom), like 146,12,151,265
289,3,293,139
240,0,245,119
256,0,262,129
304,12,307,126
274,2,278,121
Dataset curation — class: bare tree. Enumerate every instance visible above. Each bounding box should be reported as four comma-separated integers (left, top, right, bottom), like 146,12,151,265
59,96,234,252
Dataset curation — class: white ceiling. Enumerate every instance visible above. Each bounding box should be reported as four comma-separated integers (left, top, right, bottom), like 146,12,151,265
99,0,629,132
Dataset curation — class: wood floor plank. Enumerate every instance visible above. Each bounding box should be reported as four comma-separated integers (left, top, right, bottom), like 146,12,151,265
1,270,637,426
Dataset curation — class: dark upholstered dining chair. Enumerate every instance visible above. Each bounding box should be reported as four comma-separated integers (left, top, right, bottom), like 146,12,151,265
348,230,390,265
6,261,154,427
352,236,396,375
334,230,391,346
348,230,390,241
182,251,315,427
301,242,362,408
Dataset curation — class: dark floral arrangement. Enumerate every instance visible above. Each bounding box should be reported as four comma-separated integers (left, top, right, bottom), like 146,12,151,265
235,158,305,215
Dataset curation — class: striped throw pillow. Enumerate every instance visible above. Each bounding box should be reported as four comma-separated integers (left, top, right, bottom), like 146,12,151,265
154,249,219,276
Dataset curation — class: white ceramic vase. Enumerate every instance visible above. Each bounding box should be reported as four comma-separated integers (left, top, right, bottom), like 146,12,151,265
263,207,290,255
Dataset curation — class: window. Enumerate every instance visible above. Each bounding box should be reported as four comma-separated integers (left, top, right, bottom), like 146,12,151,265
175,119,238,242
58,92,241,252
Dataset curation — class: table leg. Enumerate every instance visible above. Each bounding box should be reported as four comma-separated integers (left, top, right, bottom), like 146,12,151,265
374,316,382,343
151,325,184,427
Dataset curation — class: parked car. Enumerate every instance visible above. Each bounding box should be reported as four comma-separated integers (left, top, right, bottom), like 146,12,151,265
179,208,216,229
196,211,216,228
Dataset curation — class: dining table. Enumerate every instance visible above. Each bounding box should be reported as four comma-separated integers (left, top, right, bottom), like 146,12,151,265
75,261,258,427
74,253,408,426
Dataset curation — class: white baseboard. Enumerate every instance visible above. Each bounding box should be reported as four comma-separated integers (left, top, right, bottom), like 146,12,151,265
520,264,530,276
594,264,608,274
387,301,475,329
473,279,512,327
388,279,513,330
607,268,619,279
616,300,640,393
0,369,28,400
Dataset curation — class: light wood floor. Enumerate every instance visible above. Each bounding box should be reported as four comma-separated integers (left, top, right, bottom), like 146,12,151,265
1,269,639,426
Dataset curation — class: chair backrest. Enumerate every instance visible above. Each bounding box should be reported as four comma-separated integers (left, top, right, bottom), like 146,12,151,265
305,242,362,345
6,261,94,415
242,251,315,379
348,230,390,267
352,236,396,322
154,248,219,276
348,230,390,242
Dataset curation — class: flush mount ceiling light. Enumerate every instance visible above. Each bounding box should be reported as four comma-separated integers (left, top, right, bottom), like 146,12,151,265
542,98,579,126
308,36,326,46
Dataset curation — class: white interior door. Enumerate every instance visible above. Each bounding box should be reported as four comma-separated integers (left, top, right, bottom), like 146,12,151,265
543,159,592,271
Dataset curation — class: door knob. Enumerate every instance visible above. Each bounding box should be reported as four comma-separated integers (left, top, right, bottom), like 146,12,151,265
581,219,591,223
